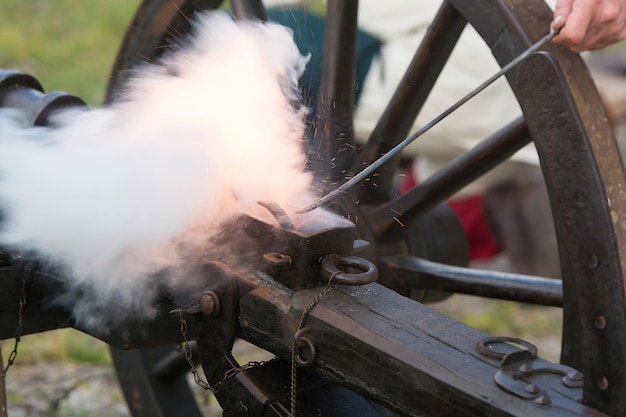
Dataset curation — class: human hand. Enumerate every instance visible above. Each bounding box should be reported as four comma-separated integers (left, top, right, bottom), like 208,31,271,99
552,0,626,52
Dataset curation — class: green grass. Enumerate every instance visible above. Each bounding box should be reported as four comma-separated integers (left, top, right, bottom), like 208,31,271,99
0,0,325,106
0,0,141,104
1,329,111,365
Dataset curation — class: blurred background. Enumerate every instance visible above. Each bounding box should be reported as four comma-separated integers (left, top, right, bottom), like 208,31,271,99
4,0,625,416
0,0,141,105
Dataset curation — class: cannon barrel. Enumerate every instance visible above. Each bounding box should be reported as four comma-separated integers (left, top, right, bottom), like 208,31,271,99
0,69,87,126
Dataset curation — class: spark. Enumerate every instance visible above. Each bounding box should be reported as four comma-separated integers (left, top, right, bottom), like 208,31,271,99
174,4,192,25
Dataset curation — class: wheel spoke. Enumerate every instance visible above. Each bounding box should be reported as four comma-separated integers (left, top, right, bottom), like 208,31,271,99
353,2,467,203
104,0,224,104
310,0,359,186
152,343,198,380
111,346,203,417
367,116,530,237
231,0,267,21
380,255,562,307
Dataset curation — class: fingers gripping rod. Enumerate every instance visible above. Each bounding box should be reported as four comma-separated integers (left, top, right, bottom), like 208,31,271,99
297,29,561,214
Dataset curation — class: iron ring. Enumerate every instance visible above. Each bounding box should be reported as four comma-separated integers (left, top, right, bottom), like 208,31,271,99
476,337,538,361
294,328,316,367
320,255,378,285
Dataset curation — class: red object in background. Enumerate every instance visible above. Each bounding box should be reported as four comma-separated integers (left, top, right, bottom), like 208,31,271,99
399,165,501,260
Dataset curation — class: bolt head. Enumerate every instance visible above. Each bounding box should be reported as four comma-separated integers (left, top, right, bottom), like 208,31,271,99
524,384,540,394
201,291,221,317
567,370,583,381
534,395,551,406
518,363,533,373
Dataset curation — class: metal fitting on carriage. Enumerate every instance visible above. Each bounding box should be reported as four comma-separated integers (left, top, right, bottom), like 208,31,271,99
169,291,221,318
294,327,316,367
320,254,378,285
263,252,292,268
476,336,586,406
200,291,220,317
237,206,358,290
0,69,87,126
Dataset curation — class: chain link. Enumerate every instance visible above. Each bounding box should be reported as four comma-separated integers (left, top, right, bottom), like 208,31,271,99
178,315,268,394
176,276,335,417
3,258,30,377
290,279,335,417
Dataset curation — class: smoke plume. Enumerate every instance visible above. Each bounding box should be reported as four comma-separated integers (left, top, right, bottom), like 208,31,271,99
0,12,314,330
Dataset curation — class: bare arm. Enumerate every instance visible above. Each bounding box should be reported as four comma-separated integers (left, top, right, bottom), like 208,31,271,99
552,0,626,52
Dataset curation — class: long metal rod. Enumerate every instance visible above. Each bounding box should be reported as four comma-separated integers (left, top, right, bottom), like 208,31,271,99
381,255,563,307
298,29,560,213
369,117,530,236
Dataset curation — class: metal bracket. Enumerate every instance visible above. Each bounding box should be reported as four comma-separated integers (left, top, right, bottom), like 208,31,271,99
477,336,585,409
194,261,239,389
495,349,583,399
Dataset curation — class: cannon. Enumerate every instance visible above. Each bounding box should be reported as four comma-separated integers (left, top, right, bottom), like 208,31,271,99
2,0,626,416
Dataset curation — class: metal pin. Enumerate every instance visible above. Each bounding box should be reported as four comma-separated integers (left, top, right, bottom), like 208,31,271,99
169,291,221,317
170,304,202,316
297,29,561,213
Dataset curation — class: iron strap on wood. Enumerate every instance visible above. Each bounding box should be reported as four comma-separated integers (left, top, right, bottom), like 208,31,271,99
237,272,606,417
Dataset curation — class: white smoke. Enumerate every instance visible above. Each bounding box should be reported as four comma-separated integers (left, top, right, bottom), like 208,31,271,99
0,12,314,329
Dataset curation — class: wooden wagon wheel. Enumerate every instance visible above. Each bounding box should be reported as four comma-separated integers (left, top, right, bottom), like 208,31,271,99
105,0,626,416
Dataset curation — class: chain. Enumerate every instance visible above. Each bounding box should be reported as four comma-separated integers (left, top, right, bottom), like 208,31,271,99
179,316,214,391
175,276,335,417
3,258,30,377
178,315,268,394
290,278,335,417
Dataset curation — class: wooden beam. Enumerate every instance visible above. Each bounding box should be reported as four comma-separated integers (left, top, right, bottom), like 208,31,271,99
238,279,605,417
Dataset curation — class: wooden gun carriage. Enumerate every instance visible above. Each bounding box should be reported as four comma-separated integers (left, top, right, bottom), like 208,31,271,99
2,0,626,416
